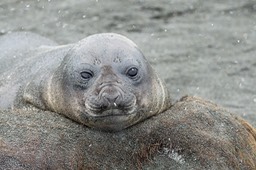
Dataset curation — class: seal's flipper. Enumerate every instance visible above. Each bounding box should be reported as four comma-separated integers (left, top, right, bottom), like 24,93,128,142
23,76,48,110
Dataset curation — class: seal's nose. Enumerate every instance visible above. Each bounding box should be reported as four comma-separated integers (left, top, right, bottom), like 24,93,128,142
101,87,122,107
102,93,119,105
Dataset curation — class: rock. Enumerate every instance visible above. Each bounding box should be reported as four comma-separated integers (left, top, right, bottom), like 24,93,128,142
0,96,255,169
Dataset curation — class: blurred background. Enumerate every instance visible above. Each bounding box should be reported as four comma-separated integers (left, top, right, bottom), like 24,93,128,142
0,0,255,126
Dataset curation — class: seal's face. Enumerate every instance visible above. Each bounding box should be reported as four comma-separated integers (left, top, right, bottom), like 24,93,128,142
41,33,170,131
60,34,156,131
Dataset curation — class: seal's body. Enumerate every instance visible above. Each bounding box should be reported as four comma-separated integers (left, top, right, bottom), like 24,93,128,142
0,32,171,131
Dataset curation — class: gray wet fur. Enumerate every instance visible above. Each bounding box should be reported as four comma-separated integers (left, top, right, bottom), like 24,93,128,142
0,32,171,131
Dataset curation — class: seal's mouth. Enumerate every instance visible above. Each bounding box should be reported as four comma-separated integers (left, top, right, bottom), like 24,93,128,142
80,101,140,131
85,106,137,118
85,97,137,117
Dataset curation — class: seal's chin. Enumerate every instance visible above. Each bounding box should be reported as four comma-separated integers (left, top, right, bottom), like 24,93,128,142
84,99,137,118
81,102,139,131
80,108,139,132
85,106,137,118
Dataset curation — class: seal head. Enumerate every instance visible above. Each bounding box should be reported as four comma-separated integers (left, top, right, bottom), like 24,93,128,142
24,33,171,131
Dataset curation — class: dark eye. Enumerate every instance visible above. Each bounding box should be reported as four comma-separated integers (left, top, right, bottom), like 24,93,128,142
80,71,93,80
126,67,138,78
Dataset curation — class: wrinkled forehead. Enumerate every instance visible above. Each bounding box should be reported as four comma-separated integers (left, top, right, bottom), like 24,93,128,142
70,33,146,66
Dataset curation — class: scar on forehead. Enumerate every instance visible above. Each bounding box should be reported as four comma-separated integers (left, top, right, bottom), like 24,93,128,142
88,51,101,65
93,58,101,65
113,56,121,63
112,49,123,63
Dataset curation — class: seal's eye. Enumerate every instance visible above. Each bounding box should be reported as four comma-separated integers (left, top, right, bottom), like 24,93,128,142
80,71,93,80
126,67,138,78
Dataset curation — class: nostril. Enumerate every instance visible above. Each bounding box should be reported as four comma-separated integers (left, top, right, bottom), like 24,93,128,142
102,93,120,104
99,85,123,107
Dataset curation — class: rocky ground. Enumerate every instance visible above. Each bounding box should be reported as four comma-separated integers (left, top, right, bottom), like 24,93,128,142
0,0,255,127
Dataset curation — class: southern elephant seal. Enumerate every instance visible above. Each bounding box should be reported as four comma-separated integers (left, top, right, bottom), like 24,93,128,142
0,32,171,131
